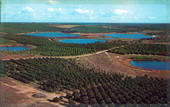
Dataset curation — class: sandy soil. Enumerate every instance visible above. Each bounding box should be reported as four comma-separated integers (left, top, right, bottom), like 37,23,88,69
0,77,69,107
48,38,53,41
80,52,170,79
50,25,81,28
53,33,116,42
0,32,8,34
53,32,138,43
142,30,165,33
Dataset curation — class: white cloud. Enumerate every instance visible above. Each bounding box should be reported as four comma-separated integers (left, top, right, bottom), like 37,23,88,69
20,6,37,18
148,16,156,20
47,8,64,13
75,8,93,14
100,12,105,15
134,16,138,20
23,6,34,12
48,8,54,12
49,0,59,4
112,9,129,15
57,8,62,11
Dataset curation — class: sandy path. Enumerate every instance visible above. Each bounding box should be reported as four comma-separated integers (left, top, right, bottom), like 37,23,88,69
1,79,68,107
48,38,53,42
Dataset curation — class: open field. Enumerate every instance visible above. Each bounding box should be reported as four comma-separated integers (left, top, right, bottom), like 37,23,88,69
50,25,82,28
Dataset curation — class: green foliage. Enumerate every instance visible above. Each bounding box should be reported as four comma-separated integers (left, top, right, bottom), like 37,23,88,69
0,37,12,45
108,44,168,56
53,97,61,102
1,58,168,104
132,56,163,61
1,23,63,34
66,93,72,99
2,35,126,56
1,23,166,34
140,36,170,42
63,26,115,33
68,98,75,104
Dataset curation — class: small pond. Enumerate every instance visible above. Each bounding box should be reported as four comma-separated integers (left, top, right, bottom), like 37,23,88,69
24,32,80,37
59,39,106,44
131,60,170,70
0,47,30,51
104,34,155,39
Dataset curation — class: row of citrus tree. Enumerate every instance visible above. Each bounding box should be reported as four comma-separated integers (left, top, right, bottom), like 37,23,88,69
1,58,168,104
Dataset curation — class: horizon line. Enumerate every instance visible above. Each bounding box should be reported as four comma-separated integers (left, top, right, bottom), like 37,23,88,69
0,22,169,24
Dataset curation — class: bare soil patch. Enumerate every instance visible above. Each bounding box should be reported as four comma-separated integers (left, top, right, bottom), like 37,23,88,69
80,52,169,79
142,30,165,33
53,33,110,42
50,25,81,28
0,77,69,107
53,32,137,42
0,32,8,34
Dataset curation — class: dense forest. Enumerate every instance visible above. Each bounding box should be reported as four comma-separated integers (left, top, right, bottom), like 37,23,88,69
1,58,168,104
108,44,168,56
2,35,127,56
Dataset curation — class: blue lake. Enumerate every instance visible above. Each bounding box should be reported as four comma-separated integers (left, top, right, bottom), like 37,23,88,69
131,61,170,70
104,34,155,39
0,47,29,51
102,38,115,39
59,39,106,44
24,32,80,37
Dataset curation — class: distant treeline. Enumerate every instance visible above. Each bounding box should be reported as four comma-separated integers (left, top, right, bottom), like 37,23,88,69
0,23,63,34
0,23,167,34
108,44,168,56
1,58,168,104
132,56,164,61
140,37,170,42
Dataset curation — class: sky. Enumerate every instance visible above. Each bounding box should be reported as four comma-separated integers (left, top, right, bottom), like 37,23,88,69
1,0,169,23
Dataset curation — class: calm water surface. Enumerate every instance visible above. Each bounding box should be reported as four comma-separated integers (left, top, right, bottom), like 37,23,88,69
102,38,115,39
131,60,170,70
104,34,155,39
59,39,106,44
24,32,80,37
0,47,29,51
